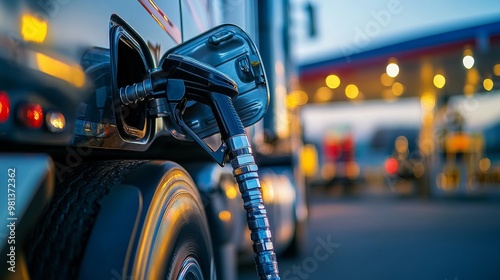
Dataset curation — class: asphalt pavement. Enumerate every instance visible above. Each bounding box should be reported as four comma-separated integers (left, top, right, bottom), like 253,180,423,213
238,189,500,280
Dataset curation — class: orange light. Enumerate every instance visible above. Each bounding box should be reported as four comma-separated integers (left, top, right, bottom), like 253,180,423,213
433,74,446,89
218,210,232,222
0,91,10,123
385,158,399,174
35,53,85,87
19,104,43,128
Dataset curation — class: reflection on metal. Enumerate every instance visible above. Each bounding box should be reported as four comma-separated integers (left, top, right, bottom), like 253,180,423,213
35,53,85,87
21,14,48,43
386,59,399,78
392,82,405,96
314,86,332,102
184,0,208,33
494,64,500,76
139,0,182,43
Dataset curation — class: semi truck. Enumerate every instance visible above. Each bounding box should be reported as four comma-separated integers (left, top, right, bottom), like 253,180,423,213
0,0,306,279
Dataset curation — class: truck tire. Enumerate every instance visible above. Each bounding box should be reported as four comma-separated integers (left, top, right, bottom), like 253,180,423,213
25,160,214,280
125,162,214,280
25,160,146,280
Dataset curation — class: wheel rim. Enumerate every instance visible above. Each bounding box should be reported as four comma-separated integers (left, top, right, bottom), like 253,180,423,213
126,164,214,279
177,257,204,280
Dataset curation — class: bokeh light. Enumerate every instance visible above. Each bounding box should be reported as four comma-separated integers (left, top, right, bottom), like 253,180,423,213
483,78,494,91
325,74,341,89
463,55,474,69
345,84,359,99
433,74,446,89
386,63,399,78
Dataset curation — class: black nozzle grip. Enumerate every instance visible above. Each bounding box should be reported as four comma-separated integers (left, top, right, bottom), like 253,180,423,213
208,93,245,141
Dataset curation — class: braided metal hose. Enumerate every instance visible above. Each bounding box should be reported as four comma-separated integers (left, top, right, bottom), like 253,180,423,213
227,135,280,280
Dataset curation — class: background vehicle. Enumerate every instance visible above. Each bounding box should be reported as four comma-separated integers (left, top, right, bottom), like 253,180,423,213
0,0,305,279
373,127,426,195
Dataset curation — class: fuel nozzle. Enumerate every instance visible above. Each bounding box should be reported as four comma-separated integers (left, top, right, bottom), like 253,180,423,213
118,54,281,279
118,54,238,106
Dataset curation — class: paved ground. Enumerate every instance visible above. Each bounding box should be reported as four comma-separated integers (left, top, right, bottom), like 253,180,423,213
238,190,500,280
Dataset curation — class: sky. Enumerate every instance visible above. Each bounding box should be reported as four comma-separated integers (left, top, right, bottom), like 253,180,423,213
291,0,500,64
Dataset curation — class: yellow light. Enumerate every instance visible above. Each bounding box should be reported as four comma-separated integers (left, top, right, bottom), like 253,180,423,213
494,64,500,76
483,78,494,91
421,92,435,111
286,90,309,109
383,89,396,101
464,84,475,96
479,158,491,172
225,185,237,200
301,144,318,178
463,55,475,69
433,74,446,89
380,73,393,87
35,53,85,87
345,84,359,99
218,210,232,222
386,63,399,78
391,82,405,96
325,74,341,89
21,14,48,43
275,61,284,76
314,87,333,102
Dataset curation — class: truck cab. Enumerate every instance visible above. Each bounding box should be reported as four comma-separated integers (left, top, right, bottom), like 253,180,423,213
1,1,244,279
0,1,305,279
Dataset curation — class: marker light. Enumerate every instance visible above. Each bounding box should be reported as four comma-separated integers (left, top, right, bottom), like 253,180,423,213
0,91,10,123
19,104,43,128
46,111,66,132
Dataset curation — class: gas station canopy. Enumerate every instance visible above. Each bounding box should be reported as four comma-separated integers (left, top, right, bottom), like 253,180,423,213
298,18,500,103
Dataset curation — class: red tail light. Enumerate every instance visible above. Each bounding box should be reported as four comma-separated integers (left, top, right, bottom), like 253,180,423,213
0,91,10,123
19,103,44,128
385,157,399,174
